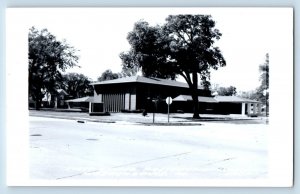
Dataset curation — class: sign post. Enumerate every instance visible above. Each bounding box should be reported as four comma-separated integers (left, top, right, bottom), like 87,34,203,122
152,99,158,123
165,97,172,123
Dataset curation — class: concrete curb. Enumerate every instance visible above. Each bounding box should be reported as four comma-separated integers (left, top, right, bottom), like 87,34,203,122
30,112,267,125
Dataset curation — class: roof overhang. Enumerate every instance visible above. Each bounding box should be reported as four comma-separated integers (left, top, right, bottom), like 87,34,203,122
173,95,218,103
91,75,205,90
65,96,94,103
173,95,260,103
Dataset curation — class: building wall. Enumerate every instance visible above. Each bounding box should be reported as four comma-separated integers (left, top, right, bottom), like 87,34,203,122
171,101,217,114
213,102,242,115
94,83,137,112
101,93,126,112
135,83,211,112
93,82,211,113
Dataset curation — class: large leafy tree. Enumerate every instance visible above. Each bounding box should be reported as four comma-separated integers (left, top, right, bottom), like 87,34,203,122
121,15,226,118
61,73,93,98
29,27,79,109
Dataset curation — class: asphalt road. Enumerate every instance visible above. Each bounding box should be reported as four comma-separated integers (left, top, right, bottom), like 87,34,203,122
30,116,268,182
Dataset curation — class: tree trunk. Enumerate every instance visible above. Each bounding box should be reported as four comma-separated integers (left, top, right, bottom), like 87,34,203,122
35,98,41,110
181,71,201,119
192,72,200,119
34,90,42,110
192,93,200,119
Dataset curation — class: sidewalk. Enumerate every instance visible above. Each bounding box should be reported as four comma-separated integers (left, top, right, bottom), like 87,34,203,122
29,110,268,125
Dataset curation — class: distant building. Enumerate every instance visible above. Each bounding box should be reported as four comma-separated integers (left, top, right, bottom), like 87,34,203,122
41,88,68,108
65,96,94,111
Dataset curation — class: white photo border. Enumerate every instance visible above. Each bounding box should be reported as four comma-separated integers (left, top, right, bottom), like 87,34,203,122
5,7,294,187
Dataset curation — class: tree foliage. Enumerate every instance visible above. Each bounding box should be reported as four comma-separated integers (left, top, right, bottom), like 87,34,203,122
257,53,269,115
121,15,226,118
61,73,93,98
97,69,120,82
28,27,79,109
258,53,269,92
120,21,175,79
239,90,259,100
216,86,237,96
238,54,269,116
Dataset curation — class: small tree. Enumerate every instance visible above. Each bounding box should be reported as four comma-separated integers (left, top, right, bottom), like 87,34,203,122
28,27,79,109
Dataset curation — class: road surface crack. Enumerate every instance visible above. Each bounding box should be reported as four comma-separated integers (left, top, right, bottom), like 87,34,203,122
112,152,192,169
56,151,191,180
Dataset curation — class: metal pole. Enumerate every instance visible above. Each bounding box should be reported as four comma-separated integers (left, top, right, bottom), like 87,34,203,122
153,111,155,123
152,100,156,123
168,103,170,123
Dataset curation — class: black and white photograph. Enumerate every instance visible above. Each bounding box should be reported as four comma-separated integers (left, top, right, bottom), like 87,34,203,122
6,7,293,186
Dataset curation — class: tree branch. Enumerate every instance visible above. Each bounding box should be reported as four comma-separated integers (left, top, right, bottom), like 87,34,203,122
180,71,192,88
176,29,190,45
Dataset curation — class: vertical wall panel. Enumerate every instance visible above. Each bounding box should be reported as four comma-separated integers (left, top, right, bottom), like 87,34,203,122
125,93,130,110
94,94,102,103
101,93,129,112
103,94,106,111
111,94,114,112
121,93,124,111
130,94,136,110
115,94,117,112
107,94,110,112
104,94,107,112
122,93,125,110
118,94,120,112
241,103,246,115
110,94,112,112
113,94,116,112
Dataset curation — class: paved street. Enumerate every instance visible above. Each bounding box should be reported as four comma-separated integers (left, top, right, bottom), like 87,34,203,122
30,115,268,181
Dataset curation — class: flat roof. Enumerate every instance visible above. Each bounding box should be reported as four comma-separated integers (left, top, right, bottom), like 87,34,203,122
91,75,204,89
173,95,218,103
214,96,259,103
173,95,259,103
65,96,94,103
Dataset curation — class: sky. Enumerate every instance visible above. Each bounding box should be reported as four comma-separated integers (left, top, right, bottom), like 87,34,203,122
6,8,289,92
